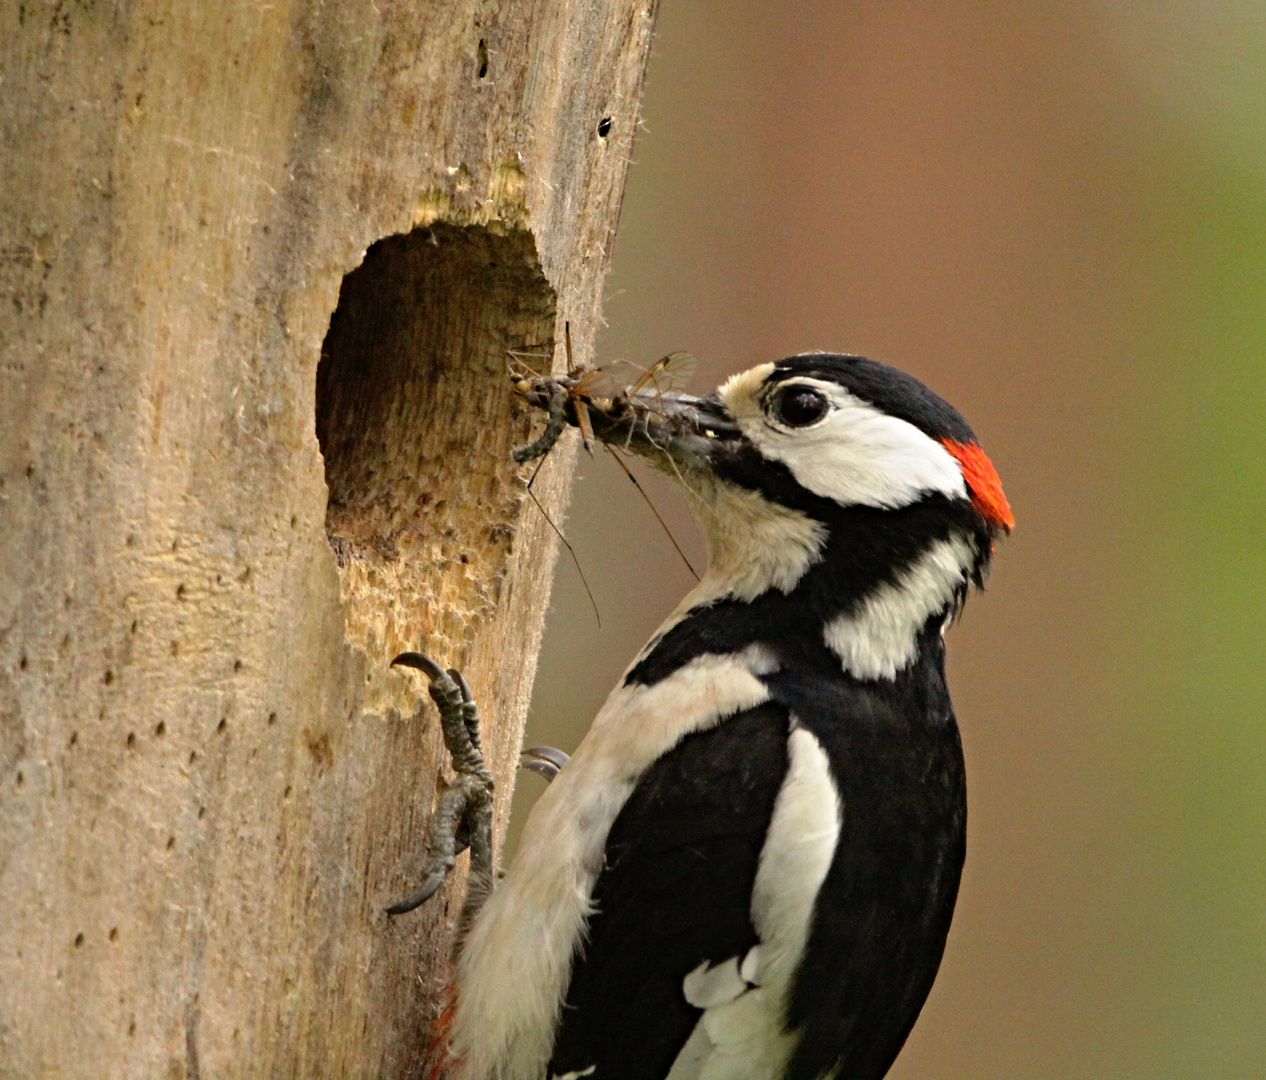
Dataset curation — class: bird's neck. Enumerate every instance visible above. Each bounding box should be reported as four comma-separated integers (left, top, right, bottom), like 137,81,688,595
627,491,982,688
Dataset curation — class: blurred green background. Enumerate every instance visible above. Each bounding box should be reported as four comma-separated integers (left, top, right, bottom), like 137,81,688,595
510,3,1266,1077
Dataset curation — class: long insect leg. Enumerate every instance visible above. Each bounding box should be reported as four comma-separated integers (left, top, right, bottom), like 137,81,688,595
605,445,700,581
525,485,601,627
575,399,596,457
564,321,576,375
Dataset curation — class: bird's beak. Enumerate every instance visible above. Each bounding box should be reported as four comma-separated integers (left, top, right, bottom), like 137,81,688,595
581,390,740,471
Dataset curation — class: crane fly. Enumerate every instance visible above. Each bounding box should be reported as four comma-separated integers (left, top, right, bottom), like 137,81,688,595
512,347,698,463
510,336,705,596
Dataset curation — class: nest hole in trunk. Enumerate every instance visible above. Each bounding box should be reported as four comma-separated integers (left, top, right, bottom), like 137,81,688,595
315,222,557,668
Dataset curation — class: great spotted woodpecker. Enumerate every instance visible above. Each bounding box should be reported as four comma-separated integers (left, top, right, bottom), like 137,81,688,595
392,354,1012,1080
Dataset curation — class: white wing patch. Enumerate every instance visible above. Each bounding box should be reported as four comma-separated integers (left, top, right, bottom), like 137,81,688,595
667,725,842,1080
448,646,779,1080
824,535,974,680
682,947,760,1008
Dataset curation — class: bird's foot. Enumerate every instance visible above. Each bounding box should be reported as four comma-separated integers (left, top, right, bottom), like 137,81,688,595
388,653,495,919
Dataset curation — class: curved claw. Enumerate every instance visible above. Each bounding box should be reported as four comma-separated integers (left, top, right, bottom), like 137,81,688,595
385,865,450,916
447,668,474,704
524,745,570,769
391,652,446,681
385,653,496,925
521,745,571,782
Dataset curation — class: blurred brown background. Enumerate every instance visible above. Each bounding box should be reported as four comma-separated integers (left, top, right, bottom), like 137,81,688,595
511,3,1266,1077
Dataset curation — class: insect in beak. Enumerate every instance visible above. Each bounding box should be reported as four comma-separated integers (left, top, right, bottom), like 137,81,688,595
512,349,738,468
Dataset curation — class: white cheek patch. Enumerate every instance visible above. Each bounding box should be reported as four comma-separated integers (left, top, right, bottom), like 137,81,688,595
824,535,974,680
722,375,967,511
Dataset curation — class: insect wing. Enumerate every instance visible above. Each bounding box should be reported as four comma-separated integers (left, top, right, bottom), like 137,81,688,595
569,351,697,407
572,361,639,400
630,351,698,408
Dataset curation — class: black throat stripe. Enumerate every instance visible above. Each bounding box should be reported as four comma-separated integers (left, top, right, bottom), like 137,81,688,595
625,493,986,690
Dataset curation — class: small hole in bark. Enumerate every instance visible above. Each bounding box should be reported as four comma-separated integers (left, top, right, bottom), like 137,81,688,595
234,659,243,672
104,669,114,685
69,731,78,747
19,653,27,670
176,584,186,599
268,712,277,725
126,732,135,748
155,721,165,737
477,38,488,78
217,718,227,734
189,750,198,764
130,620,138,635
198,806,206,819
315,223,555,658
108,927,118,942
284,784,293,799
128,1021,136,1036
597,116,612,137
73,933,84,948
15,771,23,787
166,836,175,850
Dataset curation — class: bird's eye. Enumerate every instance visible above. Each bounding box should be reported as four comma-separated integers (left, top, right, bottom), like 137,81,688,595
772,387,830,428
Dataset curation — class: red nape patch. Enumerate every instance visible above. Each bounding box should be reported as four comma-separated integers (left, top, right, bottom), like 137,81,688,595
940,439,1014,531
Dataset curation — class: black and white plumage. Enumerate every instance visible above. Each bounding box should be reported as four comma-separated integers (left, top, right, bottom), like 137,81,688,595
442,355,1012,1080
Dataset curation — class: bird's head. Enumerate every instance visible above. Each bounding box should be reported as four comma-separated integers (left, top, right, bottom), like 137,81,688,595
520,353,1010,665
693,355,1010,529
583,353,1009,591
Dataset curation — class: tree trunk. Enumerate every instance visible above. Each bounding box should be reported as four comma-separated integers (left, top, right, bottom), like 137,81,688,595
0,2,656,1076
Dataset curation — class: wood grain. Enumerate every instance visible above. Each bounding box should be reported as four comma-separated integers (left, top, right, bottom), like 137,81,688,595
0,1,657,1075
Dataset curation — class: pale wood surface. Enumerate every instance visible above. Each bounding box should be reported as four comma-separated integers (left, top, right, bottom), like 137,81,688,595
0,1,657,1075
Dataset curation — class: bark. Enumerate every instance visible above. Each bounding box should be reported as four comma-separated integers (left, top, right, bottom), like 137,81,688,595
0,1,657,1076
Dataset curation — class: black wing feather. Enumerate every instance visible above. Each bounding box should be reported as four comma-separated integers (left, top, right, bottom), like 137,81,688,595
548,702,791,1080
